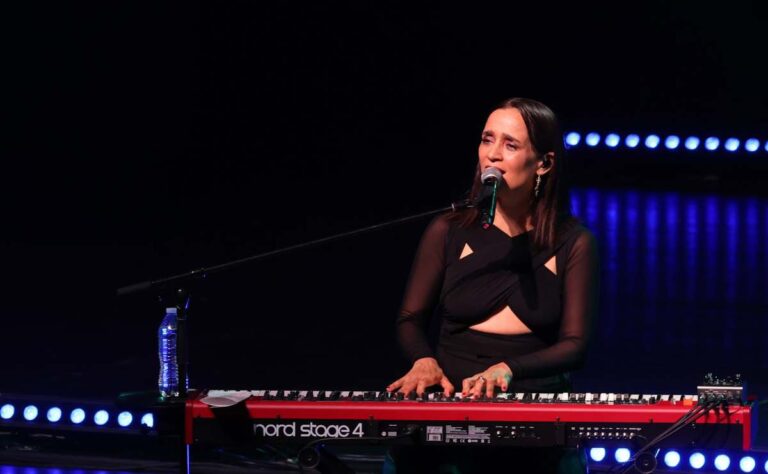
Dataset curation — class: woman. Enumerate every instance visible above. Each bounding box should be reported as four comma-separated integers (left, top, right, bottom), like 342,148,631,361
384,98,599,473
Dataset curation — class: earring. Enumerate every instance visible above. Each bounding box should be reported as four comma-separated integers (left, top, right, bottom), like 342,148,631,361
534,175,542,198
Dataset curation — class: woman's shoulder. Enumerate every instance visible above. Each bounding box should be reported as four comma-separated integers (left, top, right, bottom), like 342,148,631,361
428,210,472,233
557,219,598,255
418,212,456,244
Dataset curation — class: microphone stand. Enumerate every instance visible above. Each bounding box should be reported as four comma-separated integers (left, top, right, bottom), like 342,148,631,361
116,200,472,474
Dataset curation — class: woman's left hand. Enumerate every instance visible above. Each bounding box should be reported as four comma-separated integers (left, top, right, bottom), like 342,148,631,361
461,362,513,399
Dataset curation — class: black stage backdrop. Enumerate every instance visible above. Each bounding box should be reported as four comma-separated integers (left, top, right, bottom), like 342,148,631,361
3,1,768,399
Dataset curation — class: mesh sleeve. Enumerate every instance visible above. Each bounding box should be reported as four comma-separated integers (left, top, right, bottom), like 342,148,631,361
395,215,450,362
505,229,600,378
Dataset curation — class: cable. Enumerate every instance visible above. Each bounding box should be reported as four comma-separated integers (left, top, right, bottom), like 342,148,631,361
296,424,420,471
607,400,713,473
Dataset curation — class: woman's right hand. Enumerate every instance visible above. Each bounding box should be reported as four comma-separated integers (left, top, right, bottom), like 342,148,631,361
386,357,454,397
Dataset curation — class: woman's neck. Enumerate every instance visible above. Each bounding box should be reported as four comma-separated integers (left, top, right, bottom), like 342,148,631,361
493,196,533,236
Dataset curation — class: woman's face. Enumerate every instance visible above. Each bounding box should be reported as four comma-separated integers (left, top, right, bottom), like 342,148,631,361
477,107,542,194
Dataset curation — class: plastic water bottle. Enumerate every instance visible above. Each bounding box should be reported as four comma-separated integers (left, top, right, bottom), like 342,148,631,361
158,307,179,397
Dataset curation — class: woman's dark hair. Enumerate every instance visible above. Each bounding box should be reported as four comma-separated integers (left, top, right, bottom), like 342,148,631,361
449,97,573,250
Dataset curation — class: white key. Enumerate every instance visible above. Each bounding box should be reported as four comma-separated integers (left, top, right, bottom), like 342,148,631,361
206,390,236,397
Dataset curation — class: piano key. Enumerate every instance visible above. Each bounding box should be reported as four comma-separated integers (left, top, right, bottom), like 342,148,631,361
519,393,530,403
641,394,654,404
206,390,236,398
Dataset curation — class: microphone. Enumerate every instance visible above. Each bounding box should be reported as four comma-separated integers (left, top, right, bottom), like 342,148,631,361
450,199,474,211
479,167,502,228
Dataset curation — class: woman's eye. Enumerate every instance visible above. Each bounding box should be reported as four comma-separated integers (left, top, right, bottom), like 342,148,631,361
481,137,492,144
506,143,518,150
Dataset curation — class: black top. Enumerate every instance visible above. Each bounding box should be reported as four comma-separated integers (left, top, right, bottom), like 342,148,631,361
396,213,600,379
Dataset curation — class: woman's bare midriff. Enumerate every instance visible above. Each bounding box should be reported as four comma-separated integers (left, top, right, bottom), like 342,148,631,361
469,305,533,335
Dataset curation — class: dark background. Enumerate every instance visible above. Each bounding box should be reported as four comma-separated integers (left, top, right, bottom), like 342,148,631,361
2,1,767,399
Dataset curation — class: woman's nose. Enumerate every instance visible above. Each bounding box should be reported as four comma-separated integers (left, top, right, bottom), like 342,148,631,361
487,142,503,161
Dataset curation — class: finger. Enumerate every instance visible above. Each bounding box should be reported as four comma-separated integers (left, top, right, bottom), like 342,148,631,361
462,378,472,396
471,377,484,399
485,376,497,399
496,375,508,392
415,380,427,397
387,378,404,392
440,376,455,397
399,380,416,395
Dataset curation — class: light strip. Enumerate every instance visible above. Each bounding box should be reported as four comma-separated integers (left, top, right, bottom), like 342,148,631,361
564,132,765,154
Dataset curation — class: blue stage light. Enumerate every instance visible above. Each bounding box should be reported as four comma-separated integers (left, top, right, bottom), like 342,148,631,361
690,452,706,469
665,135,680,149
705,137,720,150
725,138,740,152
745,139,760,152
605,133,620,148
46,407,63,423
0,404,14,420
141,413,154,428
117,411,133,427
589,447,607,462
765,141,768,152
615,448,631,463
585,133,601,147
625,134,640,148
70,408,86,424
94,410,109,426
664,451,681,468
739,455,756,472
714,454,731,471
644,135,660,149
23,405,39,421
565,132,581,147
685,136,701,150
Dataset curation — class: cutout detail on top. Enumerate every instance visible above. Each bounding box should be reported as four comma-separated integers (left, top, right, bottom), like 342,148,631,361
459,243,474,260
544,255,557,275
